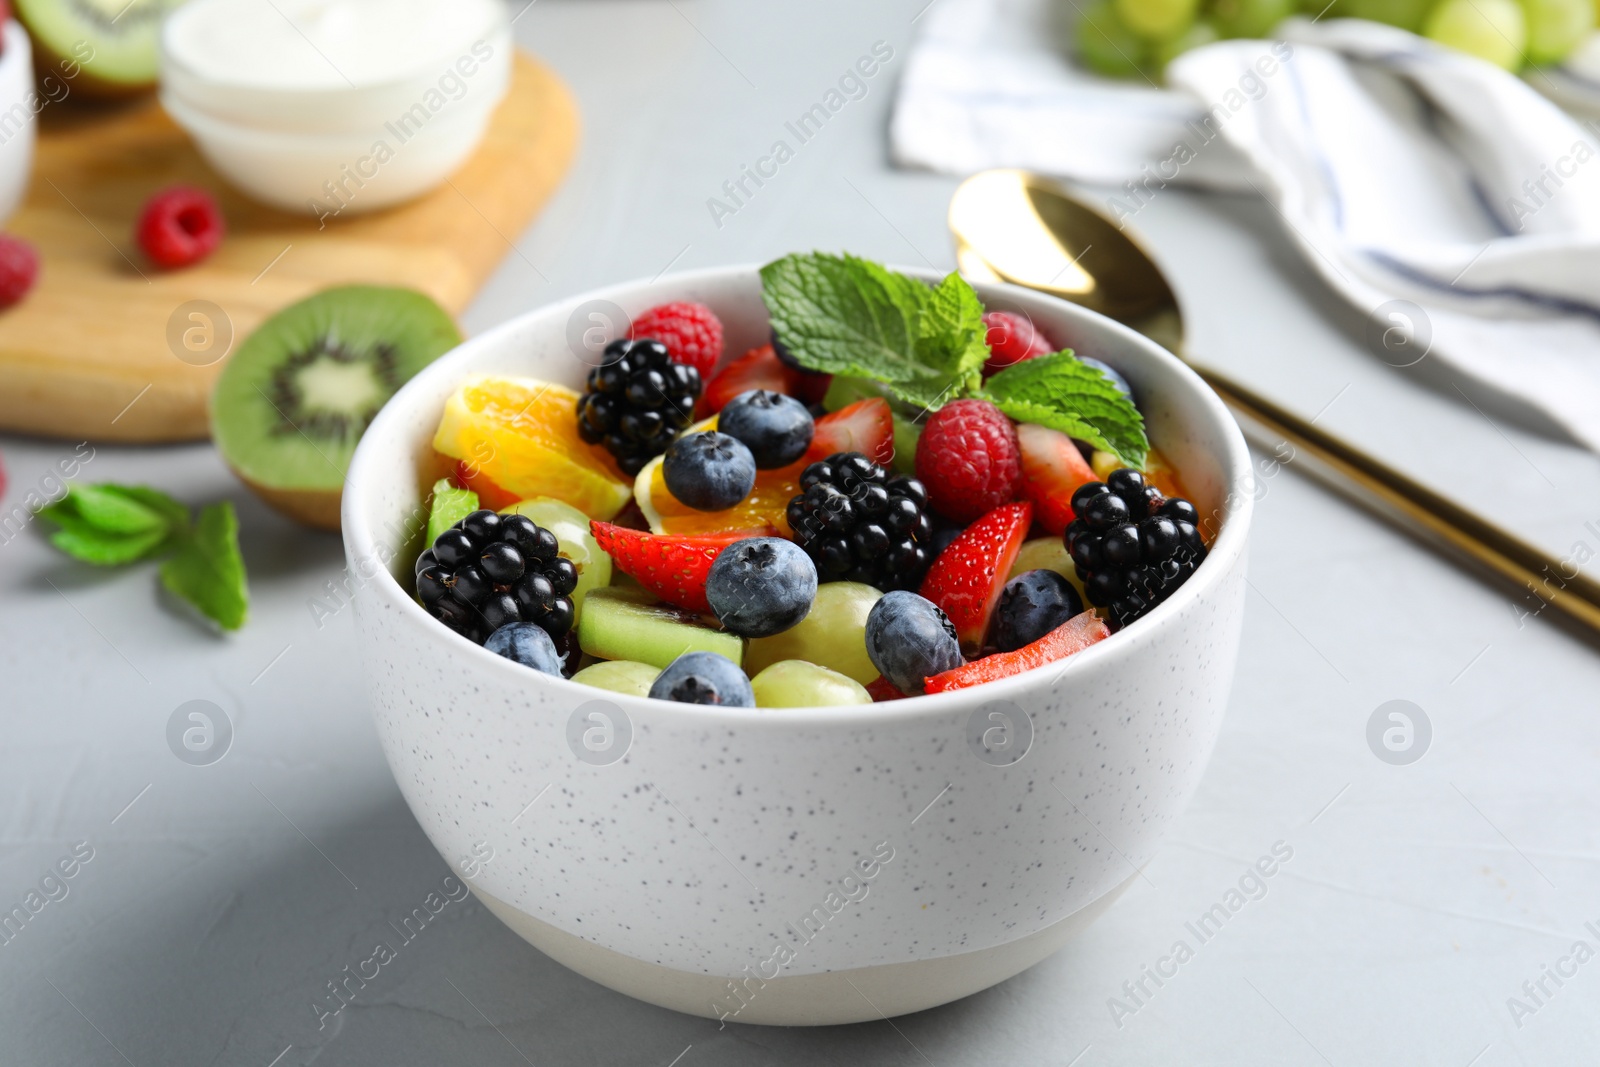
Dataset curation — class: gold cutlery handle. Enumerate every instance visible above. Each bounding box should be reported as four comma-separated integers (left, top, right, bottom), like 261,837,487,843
1193,362,1600,635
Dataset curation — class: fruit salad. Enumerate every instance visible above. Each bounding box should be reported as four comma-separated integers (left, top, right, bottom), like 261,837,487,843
409,253,1214,707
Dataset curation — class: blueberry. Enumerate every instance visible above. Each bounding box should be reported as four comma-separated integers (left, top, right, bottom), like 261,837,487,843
663,431,757,511
865,591,964,695
717,390,815,468
992,570,1084,652
705,537,817,638
649,651,755,706
484,622,565,676
1080,357,1135,403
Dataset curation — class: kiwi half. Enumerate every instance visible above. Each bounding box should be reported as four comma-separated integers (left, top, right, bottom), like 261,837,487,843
211,286,461,531
16,0,187,97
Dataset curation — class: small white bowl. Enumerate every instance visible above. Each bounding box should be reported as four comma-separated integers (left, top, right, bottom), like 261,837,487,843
0,20,36,226
161,72,506,216
158,0,511,216
343,266,1254,1025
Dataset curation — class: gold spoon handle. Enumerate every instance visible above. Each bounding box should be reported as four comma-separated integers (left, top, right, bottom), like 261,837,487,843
1192,361,1600,634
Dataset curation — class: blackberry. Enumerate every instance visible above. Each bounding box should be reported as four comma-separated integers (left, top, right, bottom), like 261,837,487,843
1065,469,1206,631
576,338,701,476
785,452,933,591
415,510,579,645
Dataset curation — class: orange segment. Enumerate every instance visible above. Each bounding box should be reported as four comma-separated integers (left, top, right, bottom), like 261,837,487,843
635,415,806,536
637,454,806,537
432,375,632,521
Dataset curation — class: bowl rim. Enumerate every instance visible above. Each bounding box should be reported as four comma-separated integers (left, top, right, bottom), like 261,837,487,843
343,263,1254,728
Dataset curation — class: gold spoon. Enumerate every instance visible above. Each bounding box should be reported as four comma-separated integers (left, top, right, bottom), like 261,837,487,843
950,168,1600,636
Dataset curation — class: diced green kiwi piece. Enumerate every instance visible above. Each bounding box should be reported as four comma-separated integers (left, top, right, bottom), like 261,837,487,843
578,587,742,670
570,660,660,697
211,286,460,531
16,0,187,96
426,478,478,545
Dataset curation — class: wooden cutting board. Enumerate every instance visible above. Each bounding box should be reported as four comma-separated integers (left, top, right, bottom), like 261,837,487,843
0,51,578,443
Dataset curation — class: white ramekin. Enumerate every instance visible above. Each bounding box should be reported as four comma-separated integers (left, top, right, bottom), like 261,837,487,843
343,266,1254,1025
158,2,510,216
0,20,36,226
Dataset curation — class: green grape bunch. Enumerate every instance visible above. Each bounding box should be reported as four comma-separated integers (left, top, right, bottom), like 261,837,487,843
1072,0,1597,78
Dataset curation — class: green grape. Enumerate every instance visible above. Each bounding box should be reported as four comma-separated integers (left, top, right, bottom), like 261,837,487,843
1077,0,1149,77
1329,0,1435,31
1151,17,1220,71
1423,0,1527,69
570,660,659,697
1115,0,1201,38
1523,0,1594,64
751,660,872,708
499,496,612,621
1211,0,1296,37
743,581,881,685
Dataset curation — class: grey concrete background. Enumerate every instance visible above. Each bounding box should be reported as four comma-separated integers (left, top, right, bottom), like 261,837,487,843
4,2,1600,1063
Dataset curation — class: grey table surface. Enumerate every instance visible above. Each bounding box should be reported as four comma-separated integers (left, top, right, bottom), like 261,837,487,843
6,2,1600,1064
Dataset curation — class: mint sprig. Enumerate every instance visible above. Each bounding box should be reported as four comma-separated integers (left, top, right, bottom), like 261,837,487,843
761,252,1147,467
980,353,1148,468
37,484,249,631
760,253,988,409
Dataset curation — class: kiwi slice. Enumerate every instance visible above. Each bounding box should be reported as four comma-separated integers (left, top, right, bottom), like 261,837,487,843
578,588,743,670
211,286,461,531
16,0,188,97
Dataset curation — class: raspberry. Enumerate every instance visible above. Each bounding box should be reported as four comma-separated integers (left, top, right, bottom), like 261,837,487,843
0,235,39,309
982,311,1053,375
914,399,1022,523
629,301,724,378
136,186,225,270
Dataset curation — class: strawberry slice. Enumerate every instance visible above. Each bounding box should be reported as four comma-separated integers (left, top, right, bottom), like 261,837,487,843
865,676,909,702
700,344,802,416
590,522,772,613
806,398,894,467
453,459,520,511
1016,424,1097,536
918,501,1032,654
924,611,1109,693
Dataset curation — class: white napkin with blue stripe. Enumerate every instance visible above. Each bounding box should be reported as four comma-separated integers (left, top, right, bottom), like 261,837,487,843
892,1,1600,451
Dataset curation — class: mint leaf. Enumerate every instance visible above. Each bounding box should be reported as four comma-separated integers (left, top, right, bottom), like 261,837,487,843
48,525,172,566
37,484,184,565
426,478,479,545
98,485,190,529
981,352,1149,468
762,254,998,411
40,484,180,536
761,253,926,383
159,502,248,631
916,271,989,396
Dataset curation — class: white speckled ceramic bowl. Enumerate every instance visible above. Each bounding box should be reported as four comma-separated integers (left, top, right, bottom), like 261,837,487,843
343,266,1252,1026
0,21,36,227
